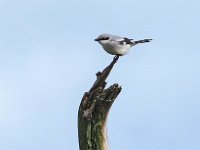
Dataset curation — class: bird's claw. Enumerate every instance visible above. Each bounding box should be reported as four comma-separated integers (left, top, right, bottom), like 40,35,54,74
113,55,120,62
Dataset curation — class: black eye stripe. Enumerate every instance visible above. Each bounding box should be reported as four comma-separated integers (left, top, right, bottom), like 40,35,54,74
100,37,109,40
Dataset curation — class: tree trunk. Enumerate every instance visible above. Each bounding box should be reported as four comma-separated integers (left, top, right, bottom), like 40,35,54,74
78,56,122,150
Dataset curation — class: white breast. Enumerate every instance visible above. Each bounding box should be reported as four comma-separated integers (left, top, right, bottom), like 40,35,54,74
101,41,131,55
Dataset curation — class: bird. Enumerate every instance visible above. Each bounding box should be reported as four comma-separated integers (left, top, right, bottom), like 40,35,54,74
95,33,152,56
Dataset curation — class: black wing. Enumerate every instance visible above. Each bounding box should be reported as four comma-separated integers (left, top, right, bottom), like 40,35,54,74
119,38,134,45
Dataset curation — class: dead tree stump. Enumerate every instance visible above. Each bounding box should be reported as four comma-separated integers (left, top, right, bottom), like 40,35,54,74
78,56,122,150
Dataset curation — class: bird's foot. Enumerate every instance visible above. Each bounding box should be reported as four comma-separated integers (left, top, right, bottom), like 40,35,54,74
113,55,120,62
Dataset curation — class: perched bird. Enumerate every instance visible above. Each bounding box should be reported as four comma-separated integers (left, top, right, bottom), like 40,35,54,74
95,33,152,56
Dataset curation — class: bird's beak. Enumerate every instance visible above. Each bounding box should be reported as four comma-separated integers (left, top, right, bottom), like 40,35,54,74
94,38,100,41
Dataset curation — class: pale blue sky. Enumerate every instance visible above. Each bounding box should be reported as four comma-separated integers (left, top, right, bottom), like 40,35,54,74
0,0,200,150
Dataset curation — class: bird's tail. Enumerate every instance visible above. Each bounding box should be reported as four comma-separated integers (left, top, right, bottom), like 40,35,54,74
135,39,152,44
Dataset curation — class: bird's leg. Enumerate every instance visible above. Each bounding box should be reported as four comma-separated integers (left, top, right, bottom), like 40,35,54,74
113,55,120,62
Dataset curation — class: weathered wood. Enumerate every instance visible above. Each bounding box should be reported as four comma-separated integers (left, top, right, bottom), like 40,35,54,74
78,56,122,150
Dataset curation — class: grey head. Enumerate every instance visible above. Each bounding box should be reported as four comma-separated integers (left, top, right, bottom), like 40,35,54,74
94,33,113,42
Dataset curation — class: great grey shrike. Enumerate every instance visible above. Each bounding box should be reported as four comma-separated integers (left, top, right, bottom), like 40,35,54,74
95,33,152,56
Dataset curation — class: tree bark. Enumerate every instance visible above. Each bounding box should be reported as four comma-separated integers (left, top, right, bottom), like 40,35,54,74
78,56,122,150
